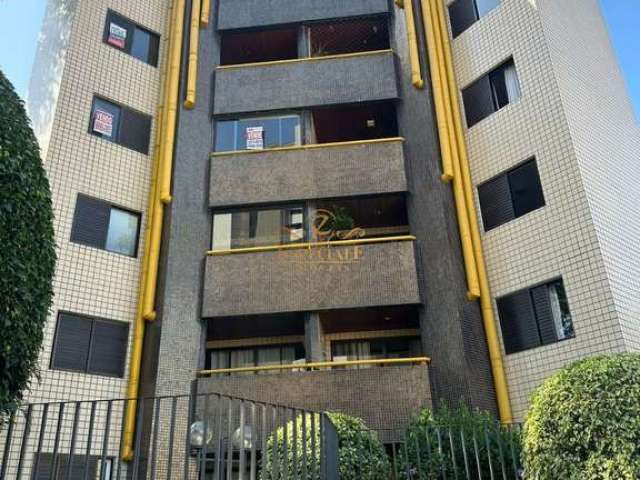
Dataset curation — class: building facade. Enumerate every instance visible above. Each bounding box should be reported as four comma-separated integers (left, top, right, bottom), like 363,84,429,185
18,0,640,473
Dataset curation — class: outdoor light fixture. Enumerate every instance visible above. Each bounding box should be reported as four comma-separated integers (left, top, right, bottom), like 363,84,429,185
190,420,213,449
232,425,253,450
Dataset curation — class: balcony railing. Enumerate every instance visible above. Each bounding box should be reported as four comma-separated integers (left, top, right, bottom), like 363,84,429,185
198,356,431,377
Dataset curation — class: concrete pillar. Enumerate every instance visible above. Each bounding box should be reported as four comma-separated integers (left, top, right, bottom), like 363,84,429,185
305,311,324,362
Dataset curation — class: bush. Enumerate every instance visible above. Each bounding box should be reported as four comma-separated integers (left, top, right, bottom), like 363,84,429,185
0,71,56,416
262,411,390,480
523,354,640,480
400,406,521,480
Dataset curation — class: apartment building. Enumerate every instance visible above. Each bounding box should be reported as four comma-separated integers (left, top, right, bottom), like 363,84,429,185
14,0,640,476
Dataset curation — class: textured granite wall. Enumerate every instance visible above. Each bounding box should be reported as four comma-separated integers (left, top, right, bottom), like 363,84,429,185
213,51,398,115
203,240,421,317
209,139,407,207
217,0,389,30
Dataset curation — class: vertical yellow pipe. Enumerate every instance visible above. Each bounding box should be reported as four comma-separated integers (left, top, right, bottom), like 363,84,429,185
426,0,480,300
434,0,513,423
421,0,453,182
184,0,201,109
200,0,210,27
142,0,186,322
122,0,186,459
397,0,425,89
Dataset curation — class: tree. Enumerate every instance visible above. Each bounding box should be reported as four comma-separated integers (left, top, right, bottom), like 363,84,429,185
523,354,640,479
0,70,56,416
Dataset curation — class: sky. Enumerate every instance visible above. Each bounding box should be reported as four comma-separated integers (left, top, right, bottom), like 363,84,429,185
0,0,638,120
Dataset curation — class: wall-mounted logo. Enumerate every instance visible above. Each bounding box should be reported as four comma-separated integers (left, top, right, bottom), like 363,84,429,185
279,208,366,270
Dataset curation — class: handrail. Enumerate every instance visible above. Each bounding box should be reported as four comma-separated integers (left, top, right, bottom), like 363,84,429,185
216,49,393,70
200,0,210,27
207,235,416,256
211,137,405,157
198,356,431,376
396,0,424,89
184,0,201,108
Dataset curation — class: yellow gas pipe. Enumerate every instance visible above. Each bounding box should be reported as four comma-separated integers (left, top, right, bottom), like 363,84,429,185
422,0,513,424
396,0,425,89
200,0,211,27
122,0,186,461
184,0,201,109
423,0,480,300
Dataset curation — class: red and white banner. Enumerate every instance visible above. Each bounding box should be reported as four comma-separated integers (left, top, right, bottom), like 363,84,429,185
108,23,127,49
93,110,114,137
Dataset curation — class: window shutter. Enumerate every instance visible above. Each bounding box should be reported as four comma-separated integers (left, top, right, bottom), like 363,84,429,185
88,320,129,377
70,195,111,249
531,284,558,345
497,290,540,354
119,108,152,154
508,159,545,218
448,0,478,38
462,74,495,127
51,314,92,372
478,174,515,231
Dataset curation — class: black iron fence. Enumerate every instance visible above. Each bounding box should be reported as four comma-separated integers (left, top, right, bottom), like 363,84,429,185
0,393,339,480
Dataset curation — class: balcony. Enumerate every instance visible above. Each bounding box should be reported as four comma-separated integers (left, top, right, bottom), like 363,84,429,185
197,358,432,434
213,50,398,115
217,0,389,30
210,138,406,207
202,237,421,318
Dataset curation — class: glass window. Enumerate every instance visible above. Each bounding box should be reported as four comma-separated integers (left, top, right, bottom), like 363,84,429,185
212,206,305,251
448,0,500,38
215,115,301,152
207,344,305,374
131,28,151,62
105,208,139,256
105,11,160,66
91,98,121,142
475,0,500,17
331,337,421,363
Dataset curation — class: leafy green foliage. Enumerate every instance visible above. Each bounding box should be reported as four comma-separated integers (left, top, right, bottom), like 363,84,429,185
261,412,390,480
523,354,640,480
399,406,522,479
0,70,56,416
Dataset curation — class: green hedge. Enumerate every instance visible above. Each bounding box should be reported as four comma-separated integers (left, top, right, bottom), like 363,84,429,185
0,71,56,416
400,406,521,479
523,354,640,479
261,412,390,480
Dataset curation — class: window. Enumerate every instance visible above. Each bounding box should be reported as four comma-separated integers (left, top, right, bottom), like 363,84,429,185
311,102,398,144
90,96,152,154
214,115,302,152
206,344,305,373
51,313,129,377
104,10,160,66
331,337,422,366
212,206,305,251
497,279,574,355
448,0,500,37
71,194,141,257
478,158,545,231
462,59,520,127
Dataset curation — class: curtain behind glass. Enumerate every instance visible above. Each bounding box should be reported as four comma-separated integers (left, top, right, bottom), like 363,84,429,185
503,62,521,103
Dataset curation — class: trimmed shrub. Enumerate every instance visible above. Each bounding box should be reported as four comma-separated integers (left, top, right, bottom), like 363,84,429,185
0,71,56,416
261,411,390,480
523,354,640,480
400,406,522,479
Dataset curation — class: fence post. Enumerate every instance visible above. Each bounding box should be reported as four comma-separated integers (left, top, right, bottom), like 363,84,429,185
320,415,339,480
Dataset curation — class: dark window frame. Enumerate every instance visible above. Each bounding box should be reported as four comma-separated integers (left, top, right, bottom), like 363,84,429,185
211,203,307,251
462,58,520,128
103,9,160,66
89,95,152,154
71,193,142,258
50,312,130,378
478,157,545,231
497,278,575,355
448,0,500,38
205,343,306,371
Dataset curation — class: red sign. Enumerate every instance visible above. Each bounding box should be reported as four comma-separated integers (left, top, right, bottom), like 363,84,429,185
93,110,114,137
108,23,127,49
